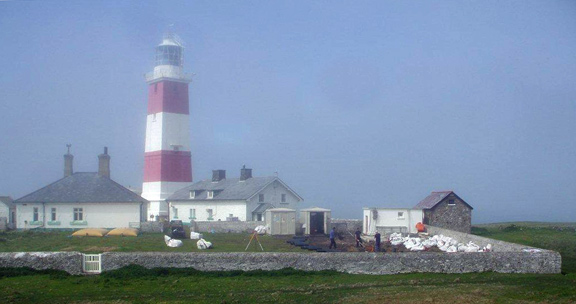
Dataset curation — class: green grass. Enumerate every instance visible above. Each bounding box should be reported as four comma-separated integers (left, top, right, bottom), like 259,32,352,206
0,230,301,253
1,266,575,303
471,222,576,273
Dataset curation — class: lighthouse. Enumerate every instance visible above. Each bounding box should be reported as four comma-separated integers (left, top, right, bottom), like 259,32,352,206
142,33,193,220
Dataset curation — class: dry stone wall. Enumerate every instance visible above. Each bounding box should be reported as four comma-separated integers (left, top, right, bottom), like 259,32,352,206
191,221,264,233
101,251,560,274
0,252,83,275
0,250,560,275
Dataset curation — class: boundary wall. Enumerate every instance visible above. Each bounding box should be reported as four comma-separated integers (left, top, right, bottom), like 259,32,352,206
0,250,561,275
191,221,264,233
425,225,537,252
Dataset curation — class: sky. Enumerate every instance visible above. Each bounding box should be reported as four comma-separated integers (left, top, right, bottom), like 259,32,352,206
0,1,575,223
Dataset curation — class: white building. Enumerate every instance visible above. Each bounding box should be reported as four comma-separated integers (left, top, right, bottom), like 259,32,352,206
363,208,423,235
13,148,148,229
167,167,303,222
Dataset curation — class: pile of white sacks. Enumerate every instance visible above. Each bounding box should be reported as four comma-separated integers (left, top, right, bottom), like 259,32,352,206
388,232,492,252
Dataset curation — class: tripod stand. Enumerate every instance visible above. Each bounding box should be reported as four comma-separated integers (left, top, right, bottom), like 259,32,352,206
245,230,265,251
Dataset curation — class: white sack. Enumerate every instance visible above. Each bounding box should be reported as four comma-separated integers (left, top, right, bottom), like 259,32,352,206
197,238,213,250
254,225,267,235
189,232,202,240
164,235,183,248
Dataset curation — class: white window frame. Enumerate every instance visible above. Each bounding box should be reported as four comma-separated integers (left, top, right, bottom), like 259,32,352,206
448,199,456,206
189,208,196,219
33,207,39,222
207,209,213,220
189,191,195,199
51,208,57,221
207,191,214,199
74,208,84,221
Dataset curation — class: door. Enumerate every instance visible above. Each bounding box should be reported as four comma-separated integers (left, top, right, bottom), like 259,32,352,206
310,212,325,235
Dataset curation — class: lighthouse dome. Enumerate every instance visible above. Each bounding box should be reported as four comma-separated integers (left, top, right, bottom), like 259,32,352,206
155,33,184,67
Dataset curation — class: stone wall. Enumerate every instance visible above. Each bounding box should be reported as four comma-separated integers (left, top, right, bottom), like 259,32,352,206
0,249,561,275
425,194,472,233
331,219,362,234
130,221,165,233
100,251,561,274
426,225,537,252
0,252,83,275
191,221,264,233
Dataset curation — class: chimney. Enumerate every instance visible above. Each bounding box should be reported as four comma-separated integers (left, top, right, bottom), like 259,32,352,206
98,147,111,178
240,165,252,181
212,169,226,182
64,144,73,177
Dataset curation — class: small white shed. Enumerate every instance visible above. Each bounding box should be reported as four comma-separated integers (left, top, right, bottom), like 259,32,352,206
265,208,296,235
300,207,331,235
363,208,423,235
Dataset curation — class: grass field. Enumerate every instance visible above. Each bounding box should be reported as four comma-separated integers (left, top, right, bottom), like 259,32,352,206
1,222,576,303
0,230,301,253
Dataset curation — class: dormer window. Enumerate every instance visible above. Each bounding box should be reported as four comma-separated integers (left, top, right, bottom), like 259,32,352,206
207,191,214,199
189,190,195,199
397,212,405,219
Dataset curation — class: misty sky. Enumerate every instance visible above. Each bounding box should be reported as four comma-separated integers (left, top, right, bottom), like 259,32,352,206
0,1,575,223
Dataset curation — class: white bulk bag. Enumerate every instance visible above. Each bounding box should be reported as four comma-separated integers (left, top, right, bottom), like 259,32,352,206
164,235,183,248
197,238,213,250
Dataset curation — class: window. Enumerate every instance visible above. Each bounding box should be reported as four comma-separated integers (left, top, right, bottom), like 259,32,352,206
51,208,56,221
189,209,196,219
33,207,39,221
448,199,456,206
259,194,264,202
281,194,286,203
257,214,262,221
152,113,157,122
74,208,83,221
207,209,213,220
207,191,214,199
154,83,158,93
397,212,404,219
189,191,195,199
173,208,178,219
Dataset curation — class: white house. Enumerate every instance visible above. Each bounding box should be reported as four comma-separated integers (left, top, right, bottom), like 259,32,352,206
167,167,303,222
363,208,423,235
13,148,148,229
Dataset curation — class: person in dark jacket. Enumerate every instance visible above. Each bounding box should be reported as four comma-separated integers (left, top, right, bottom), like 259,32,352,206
329,227,337,249
374,231,381,252
355,229,362,247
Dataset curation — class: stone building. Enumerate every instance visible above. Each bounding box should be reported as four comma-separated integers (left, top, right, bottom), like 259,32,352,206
413,191,473,233
167,167,303,222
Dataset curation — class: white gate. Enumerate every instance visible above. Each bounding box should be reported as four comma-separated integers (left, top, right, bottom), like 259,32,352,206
82,254,102,274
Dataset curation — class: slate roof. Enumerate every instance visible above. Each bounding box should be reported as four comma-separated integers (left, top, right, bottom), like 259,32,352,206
168,176,303,201
14,172,148,204
252,203,275,213
0,196,14,208
413,191,473,210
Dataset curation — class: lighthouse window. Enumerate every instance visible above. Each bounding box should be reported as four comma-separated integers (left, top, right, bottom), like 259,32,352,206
154,83,158,93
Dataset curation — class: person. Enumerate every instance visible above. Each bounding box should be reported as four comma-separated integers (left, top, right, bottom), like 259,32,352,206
329,227,337,249
355,228,362,247
374,231,381,252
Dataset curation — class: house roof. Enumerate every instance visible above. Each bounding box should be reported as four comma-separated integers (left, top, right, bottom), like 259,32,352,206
168,176,303,201
253,203,275,213
267,208,295,212
413,191,473,210
0,196,14,208
301,207,331,212
14,172,148,204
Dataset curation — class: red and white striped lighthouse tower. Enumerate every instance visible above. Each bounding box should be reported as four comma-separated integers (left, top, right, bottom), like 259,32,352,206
142,33,193,220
